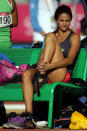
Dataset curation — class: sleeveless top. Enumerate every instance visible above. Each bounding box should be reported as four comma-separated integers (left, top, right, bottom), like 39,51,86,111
60,31,74,74
0,0,13,42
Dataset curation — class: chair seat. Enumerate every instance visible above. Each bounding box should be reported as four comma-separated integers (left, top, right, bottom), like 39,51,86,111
0,83,52,101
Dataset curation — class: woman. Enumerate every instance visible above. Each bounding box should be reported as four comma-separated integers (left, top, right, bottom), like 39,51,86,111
21,4,80,128
0,0,18,48
2,5,80,129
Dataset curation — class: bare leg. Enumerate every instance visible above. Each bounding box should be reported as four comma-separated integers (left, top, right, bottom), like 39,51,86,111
22,68,37,113
43,33,67,82
22,33,67,113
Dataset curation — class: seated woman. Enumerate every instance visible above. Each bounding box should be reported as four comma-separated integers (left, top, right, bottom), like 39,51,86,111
22,4,80,128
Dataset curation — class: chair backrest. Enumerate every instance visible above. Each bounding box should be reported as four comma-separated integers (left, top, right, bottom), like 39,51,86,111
72,48,87,81
0,48,41,66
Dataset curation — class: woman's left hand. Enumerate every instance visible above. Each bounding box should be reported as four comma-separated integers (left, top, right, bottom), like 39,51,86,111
37,60,52,72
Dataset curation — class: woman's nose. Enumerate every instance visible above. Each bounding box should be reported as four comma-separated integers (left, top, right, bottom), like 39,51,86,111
63,22,66,26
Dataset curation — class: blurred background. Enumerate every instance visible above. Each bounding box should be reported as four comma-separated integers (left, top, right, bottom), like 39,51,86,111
11,0,85,47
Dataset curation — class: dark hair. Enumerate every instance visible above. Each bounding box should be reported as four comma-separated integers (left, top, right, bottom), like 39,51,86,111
54,5,72,21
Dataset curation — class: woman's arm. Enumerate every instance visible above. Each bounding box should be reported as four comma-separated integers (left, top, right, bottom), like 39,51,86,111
46,33,80,70
12,0,18,27
38,33,80,71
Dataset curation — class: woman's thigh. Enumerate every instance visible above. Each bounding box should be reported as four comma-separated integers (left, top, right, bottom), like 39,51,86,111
48,68,67,83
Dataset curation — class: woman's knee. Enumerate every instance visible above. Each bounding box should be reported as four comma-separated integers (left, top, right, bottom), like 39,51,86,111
22,69,36,81
45,33,56,44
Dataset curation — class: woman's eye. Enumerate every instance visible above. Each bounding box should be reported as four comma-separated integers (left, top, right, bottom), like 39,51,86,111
59,20,70,22
60,20,64,22
66,20,69,22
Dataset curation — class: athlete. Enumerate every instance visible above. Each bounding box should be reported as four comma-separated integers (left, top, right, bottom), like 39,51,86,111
22,5,80,128
0,0,18,48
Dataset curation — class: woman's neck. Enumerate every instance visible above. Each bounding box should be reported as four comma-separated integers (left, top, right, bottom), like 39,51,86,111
56,29,71,36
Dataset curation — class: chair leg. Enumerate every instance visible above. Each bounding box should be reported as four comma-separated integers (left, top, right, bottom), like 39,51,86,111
48,93,54,128
47,86,63,128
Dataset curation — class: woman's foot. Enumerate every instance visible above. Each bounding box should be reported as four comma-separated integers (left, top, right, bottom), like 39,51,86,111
23,112,36,129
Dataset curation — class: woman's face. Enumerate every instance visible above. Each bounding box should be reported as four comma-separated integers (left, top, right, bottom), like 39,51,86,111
57,13,71,32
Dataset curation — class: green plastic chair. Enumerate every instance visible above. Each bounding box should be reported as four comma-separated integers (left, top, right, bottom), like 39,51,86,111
0,48,87,128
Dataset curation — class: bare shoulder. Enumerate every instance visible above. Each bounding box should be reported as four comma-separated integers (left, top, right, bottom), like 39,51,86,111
71,32,80,40
70,32,80,48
